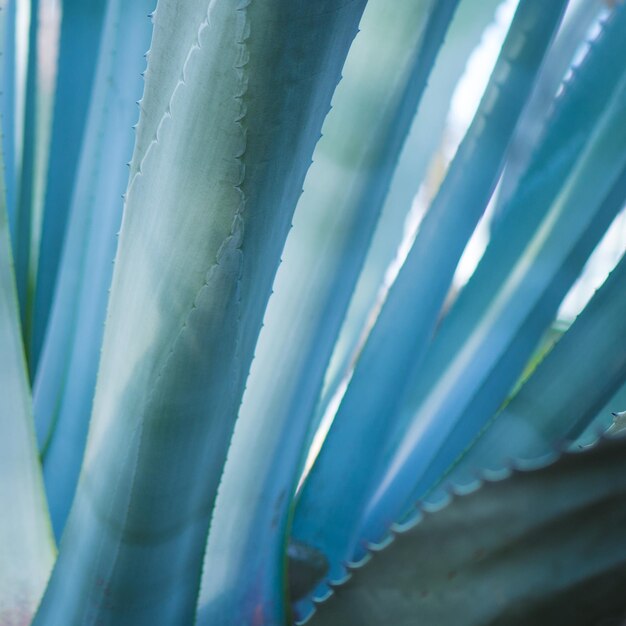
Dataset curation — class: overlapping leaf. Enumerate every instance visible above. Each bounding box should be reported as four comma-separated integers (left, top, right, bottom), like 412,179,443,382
360,55,626,545
32,0,107,368
306,435,626,626
196,1,458,623
433,249,626,499
33,0,156,539
293,0,568,584
0,127,54,626
33,1,365,624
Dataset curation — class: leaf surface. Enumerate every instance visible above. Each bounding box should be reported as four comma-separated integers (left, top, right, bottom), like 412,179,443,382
196,1,457,623
436,249,626,497
0,122,54,626
33,1,365,624
293,0,568,583
33,0,155,539
361,57,626,546
307,435,626,626
32,0,107,368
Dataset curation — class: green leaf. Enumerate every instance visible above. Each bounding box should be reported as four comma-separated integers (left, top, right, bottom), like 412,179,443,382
0,123,54,625
306,435,626,626
32,1,364,624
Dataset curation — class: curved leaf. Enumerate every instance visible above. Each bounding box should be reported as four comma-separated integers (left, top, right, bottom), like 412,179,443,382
306,435,626,626
33,1,364,624
33,0,155,538
0,125,54,626
361,61,626,546
435,248,626,496
196,1,458,624
0,0,17,240
492,0,605,223
32,0,107,369
318,0,501,423
293,0,568,583
14,0,39,335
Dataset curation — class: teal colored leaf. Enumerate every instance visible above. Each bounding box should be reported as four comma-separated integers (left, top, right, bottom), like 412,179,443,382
316,0,501,448
360,57,626,548
306,435,626,626
14,0,38,334
196,1,456,624
0,126,55,625
434,249,626,497
128,0,208,178
32,0,107,369
0,0,17,241
492,0,605,223
293,0,568,585
33,0,155,539
33,1,364,624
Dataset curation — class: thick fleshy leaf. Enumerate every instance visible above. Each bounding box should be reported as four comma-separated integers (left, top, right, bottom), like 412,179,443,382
318,0,501,422
434,249,626,495
0,127,54,626
360,59,626,546
33,0,155,539
293,0,568,583
196,1,458,624
33,2,364,624
306,435,626,626
492,0,605,222
32,0,107,369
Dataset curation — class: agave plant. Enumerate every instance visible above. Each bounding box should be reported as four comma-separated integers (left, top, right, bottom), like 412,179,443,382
1,0,626,624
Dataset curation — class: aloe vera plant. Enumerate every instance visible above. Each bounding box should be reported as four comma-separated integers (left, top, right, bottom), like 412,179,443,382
1,0,626,624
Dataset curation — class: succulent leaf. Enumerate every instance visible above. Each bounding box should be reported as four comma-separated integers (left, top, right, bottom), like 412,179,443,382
196,1,457,623
32,1,365,624
0,121,55,626
33,0,156,539
306,435,626,626
293,0,569,587
433,249,626,497
32,0,108,369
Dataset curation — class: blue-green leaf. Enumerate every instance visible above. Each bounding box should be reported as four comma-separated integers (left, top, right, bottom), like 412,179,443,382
316,0,500,410
33,1,364,624
492,0,605,222
580,377,626,442
13,0,39,335
293,0,567,585
434,248,626,497
360,57,626,548
319,0,502,423
306,435,626,626
33,0,155,539
31,0,107,369
196,1,455,624
0,0,17,241
0,123,54,626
